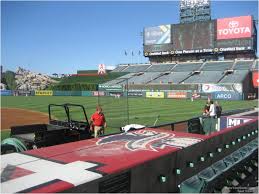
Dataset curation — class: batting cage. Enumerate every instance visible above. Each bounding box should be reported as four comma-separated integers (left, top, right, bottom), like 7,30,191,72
98,79,129,129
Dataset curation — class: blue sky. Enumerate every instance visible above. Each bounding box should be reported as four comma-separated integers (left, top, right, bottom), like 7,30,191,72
1,1,258,74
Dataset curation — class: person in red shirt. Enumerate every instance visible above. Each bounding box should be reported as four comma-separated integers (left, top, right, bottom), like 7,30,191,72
90,105,107,138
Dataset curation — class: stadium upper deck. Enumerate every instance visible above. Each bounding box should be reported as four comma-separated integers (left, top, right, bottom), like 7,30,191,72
106,59,258,85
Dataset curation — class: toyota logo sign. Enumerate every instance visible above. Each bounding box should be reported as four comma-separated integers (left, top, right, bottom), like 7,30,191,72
228,21,239,28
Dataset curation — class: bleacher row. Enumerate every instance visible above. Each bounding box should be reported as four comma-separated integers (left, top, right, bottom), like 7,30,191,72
106,59,258,85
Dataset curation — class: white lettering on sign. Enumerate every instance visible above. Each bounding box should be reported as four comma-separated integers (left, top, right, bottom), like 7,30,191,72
218,27,251,36
216,93,232,99
228,118,241,127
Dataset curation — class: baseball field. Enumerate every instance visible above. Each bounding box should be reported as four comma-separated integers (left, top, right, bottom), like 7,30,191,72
1,96,258,140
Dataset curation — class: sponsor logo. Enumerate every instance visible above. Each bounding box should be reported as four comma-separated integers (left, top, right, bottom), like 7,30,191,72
97,130,202,152
216,93,232,99
93,91,105,96
168,91,187,99
217,16,252,40
227,118,251,127
228,20,239,28
35,90,53,96
98,64,106,75
146,92,164,98
202,84,229,93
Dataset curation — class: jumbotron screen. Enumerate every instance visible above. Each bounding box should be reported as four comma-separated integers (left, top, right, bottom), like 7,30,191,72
172,21,215,50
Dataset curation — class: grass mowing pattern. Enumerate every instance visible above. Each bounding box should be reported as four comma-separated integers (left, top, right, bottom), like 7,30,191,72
1,96,257,139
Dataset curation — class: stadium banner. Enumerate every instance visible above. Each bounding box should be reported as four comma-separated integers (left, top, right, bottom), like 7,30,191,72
216,16,252,40
92,91,105,96
212,91,243,100
0,90,13,96
109,92,123,97
35,90,53,96
14,90,32,96
128,91,143,97
98,84,123,92
144,25,171,45
252,71,259,88
146,92,164,98
167,91,187,99
220,116,252,130
201,84,242,93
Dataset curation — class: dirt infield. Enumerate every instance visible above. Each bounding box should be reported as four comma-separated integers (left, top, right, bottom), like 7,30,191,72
1,108,49,130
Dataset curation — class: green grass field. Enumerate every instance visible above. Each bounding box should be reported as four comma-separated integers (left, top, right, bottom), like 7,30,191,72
1,96,257,140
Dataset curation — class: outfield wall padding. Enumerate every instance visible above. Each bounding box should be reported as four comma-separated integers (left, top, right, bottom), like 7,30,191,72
0,90,13,96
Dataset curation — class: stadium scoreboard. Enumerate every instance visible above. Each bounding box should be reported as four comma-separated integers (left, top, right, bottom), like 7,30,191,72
144,15,256,56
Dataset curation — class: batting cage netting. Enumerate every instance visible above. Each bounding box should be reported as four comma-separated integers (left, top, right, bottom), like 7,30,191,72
98,79,129,129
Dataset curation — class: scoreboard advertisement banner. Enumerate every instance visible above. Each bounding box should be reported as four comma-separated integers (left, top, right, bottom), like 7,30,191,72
252,71,259,88
216,16,252,40
144,25,171,45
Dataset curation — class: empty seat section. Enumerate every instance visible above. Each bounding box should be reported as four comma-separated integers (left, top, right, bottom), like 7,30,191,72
151,72,190,84
105,73,135,85
202,61,233,71
122,65,151,73
184,71,223,83
234,60,253,70
146,64,175,72
173,62,203,72
128,72,161,84
220,70,249,83
112,65,128,72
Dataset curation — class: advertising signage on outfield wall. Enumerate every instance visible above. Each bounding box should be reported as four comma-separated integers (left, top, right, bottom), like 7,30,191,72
212,92,243,100
216,16,252,40
35,90,53,96
167,91,187,99
201,84,242,93
144,25,171,45
146,92,164,98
